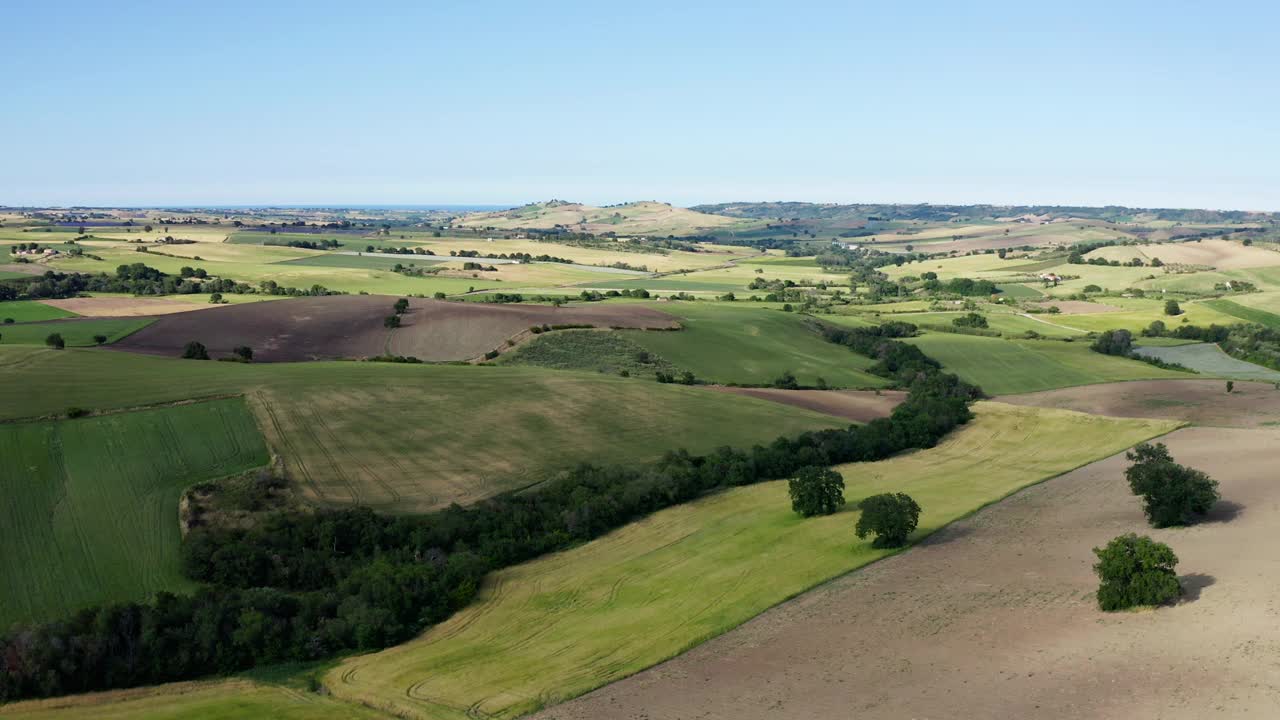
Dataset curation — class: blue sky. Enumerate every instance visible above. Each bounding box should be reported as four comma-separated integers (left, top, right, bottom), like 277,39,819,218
5,1,1278,209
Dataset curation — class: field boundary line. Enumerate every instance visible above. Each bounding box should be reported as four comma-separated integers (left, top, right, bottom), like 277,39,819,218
0,393,246,425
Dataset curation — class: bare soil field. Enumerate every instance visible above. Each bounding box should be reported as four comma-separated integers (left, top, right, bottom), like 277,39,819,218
0,262,46,276
539,425,1280,720
1031,299,1122,314
999,379,1280,427
110,295,679,362
40,297,211,317
707,387,906,423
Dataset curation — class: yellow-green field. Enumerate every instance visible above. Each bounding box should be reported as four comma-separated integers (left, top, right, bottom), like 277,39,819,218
327,403,1177,720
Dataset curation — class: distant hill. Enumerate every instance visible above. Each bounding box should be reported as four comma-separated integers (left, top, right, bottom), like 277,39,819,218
692,201,1279,225
455,200,751,235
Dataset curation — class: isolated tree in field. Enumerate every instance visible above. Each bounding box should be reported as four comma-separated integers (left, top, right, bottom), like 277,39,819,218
1226,381,1234,393
384,315,401,329
1164,299,1183,316
1093,533,1181,611
394,298,410,315
232,345,254,362
1125,442,1219,527
855,492,921,548
773,370,800,389
182,341,209,360
788,466,845,517
45,333,65,349
92,334,107,345
209,292,223,304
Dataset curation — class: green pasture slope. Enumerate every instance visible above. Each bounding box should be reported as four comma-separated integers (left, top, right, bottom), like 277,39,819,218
0,318,154,347
908,332,1187,395
625,303,889,388
1203,298,1280,329
0,348,852,513
0,398,269,628
276,253,445,271
1133,343,1280,381
0,300,78,323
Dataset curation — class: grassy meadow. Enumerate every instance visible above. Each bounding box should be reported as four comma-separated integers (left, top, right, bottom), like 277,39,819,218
624,303,889,388
0,301,78,323
0,318,155,347
0,398,269,628
0,347,851,513
327,403,1178,720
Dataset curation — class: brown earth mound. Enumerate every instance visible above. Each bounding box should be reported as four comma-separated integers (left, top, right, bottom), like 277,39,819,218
1000,379,1280,427
110,295,679,362
539,426,1280,719
707,388,906,423
42,297,212,317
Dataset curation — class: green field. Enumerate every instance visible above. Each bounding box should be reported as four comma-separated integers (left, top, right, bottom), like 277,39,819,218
328,403,1177,720
1202,298,1280,329
908,333,1186,394
0,398,269,627
0,348,852,513
0,679,393,720
622,303,889,388
276,253,445,271
0,300,78,323
0,318,154,346
499,329,681,376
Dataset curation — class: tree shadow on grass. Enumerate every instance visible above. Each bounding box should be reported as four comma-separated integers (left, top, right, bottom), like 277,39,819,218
1179,573,1216,603
1202,499,1244,524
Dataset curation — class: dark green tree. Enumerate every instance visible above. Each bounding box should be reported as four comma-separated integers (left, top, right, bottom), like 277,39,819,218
384,315,401,329
1226,380,1234,393
1164,299,1183,316
855,493,921,548
1125,442,1219,527
1091,328,1133,356
233,346,254,362
773,370,800,389
182,341,209,360
1093,533,1181,611
45,333,65,350
788,466,845,517
394,298,410,315
92,334,108,345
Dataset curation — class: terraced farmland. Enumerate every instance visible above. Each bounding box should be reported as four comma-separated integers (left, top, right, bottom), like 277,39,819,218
0,398,269,627
328,403,1176,720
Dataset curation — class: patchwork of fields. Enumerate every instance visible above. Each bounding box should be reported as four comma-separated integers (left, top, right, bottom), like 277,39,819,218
328,403,1176,720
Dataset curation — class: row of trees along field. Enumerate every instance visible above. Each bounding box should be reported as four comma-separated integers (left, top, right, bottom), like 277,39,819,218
0,322,978,702
0,266,343,301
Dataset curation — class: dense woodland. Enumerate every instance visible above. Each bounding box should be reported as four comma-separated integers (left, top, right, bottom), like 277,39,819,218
0,322,977,702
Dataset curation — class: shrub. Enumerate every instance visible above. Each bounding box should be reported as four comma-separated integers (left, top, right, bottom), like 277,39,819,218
1142,320,1167,337
384,315,401,329
1083,284,1102,293
2,318,12,324
788,466,845,517
232,346,254,362
433,292,447,299
394,298,410,315
1090,328,1133,356
45,333,65,350
855,493,921,548
1164,300,1183,316
92,334,108,345
952,312,988,329
772,370,800,389
1125,442,1219,527
483,350,499,360
1093,533,1181,611
181,341,209,360
65,407,90,419
209,292,223,304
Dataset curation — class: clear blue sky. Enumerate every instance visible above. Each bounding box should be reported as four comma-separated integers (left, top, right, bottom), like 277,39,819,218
6,1,1278,210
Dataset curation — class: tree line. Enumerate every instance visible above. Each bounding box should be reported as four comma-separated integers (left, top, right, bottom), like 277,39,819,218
0,321,978,703
0,266,342,302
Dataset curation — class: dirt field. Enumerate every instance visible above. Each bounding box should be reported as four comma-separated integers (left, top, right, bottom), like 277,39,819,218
539,425,1280,719
110,295,679,362
0,262,47,276
707,387,906,423
1087,238,1280,270
1031,299,1123,314
40,297,211,317
1000,379,1280,427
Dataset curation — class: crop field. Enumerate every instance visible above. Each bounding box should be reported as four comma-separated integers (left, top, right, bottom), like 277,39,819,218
113,295,679,362
1133,343,1280,381
0,317,154,346
1201,298,1280,328
453,201,752,236
623,303,889,387
999,379,1280,427
499,329,681,376
1025,297,1243,334
275,253,446,271
328,403,1176,720
888,310,1086,339
0,347,851,513
1084,238,1280,269
0,398,269,627
0,679,393,720
0,300,77,322
907,333,1186,394
38,297,217,317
